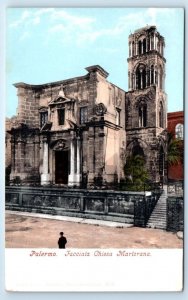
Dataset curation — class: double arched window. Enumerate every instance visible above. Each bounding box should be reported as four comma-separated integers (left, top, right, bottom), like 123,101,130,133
138,102,147,127
136,64,146,89
138,38,147,55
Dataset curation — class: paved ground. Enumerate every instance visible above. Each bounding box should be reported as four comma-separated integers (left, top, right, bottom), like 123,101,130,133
5,211,183,248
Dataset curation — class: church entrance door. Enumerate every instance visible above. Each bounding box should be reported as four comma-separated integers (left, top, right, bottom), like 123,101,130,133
55,151,69,184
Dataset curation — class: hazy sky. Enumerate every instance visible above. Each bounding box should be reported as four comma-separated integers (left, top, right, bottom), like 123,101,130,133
6,7,184,117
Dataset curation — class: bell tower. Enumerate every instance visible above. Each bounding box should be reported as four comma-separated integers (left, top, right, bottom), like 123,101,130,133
125,25,167,183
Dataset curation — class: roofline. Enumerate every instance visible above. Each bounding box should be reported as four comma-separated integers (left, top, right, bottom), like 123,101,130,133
13,65,125,93
167,111,184,116
13,73,89,89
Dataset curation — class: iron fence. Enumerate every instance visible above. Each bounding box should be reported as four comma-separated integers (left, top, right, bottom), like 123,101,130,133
167,180,183,196
167,196,184,232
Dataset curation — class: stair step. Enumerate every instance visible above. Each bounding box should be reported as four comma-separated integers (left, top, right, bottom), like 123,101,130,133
152,211,166,216
150,213,166,216
149,215,166,221
147,221,167,224
148,220,166,224
146,191,168,229
148,221,166,224
148,219,166,221
149,213,166,216
148,215,166,218
152,209,166,211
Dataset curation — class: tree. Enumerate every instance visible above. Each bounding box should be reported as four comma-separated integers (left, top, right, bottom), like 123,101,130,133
123,155,149,191
167,132,183,166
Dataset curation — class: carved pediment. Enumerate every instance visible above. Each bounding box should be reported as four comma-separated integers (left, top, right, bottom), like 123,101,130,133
49,96,72,106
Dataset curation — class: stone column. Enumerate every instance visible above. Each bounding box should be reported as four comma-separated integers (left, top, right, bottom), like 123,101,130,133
41,137,51,185
74,137,81,186
68,138,75,186
141,107,144,127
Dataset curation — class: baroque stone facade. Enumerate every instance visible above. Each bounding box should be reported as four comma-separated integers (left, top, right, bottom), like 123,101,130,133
6,25,167,187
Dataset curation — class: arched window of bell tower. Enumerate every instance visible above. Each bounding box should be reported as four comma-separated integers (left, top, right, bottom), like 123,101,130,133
159,65,163,89
136,65,147,90
147,68,150,86
138,40,142,55
143,38,146,53
151,35,154,50
157,41,159,52
132,41,135,56
159,102,164,128
155,67,158,85
147,37,150,51
138,103,147,127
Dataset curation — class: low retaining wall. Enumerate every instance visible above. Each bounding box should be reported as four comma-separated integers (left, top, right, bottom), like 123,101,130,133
5,186,156,225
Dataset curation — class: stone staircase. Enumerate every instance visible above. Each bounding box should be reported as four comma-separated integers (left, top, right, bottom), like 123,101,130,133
147,185,167,230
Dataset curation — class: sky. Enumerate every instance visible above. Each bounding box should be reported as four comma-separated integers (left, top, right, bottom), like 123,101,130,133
6,7,184,117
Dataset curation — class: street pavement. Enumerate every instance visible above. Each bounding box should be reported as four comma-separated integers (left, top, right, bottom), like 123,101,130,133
5,211,183,248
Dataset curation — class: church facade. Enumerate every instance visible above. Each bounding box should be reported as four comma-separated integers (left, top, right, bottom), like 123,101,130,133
7,25,167,187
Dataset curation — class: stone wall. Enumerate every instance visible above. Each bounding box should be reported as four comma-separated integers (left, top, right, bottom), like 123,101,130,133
14,85,40,127
5,186,161,227
5,186,151,224
9,125,40,183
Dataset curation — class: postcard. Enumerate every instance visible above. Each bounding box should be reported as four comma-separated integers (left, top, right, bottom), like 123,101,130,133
5,7,184,292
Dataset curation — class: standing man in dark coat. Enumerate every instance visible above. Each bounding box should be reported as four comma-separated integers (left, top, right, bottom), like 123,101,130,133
58,232,67,249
